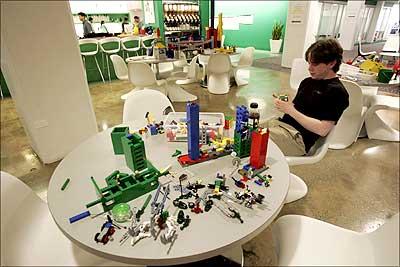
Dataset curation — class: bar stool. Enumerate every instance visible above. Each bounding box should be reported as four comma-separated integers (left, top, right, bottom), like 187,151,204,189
121,36,141,59
141,35,156,55
99,37,121,82
78,39,105,83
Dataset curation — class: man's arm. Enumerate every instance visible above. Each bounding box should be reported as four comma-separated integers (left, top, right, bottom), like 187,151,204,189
274,99,335,136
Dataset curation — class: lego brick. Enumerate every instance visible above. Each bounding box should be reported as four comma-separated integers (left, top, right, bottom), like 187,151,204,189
111,126,129,155
250,129,269,169
187,102,200,160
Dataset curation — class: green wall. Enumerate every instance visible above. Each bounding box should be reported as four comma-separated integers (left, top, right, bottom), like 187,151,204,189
200,0,210,38
215,1,288,51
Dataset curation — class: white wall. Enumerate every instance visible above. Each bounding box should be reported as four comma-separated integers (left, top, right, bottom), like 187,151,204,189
281,1,322,68
69,1,130,14
1,1,98,163
338,0,365,50
365,1,384,43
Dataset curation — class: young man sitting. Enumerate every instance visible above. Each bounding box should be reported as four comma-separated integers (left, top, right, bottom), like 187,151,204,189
263,38,349,156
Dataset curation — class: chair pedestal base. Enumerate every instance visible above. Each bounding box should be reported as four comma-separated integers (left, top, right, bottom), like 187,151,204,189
221,244,244,266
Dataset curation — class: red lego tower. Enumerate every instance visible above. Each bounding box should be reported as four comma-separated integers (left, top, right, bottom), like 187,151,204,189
250,128,270,169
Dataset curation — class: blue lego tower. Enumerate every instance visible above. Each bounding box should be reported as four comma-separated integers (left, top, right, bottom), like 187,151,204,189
187,102,200,160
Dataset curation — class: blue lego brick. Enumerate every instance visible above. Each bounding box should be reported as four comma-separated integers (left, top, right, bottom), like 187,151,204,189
255,179,264,186
243,164,251,171
149,125,158,135
235,105,249,133
187,102,200,160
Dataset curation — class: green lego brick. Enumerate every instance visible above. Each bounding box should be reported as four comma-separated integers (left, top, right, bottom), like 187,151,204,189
111,127,129,155
121,133,147,172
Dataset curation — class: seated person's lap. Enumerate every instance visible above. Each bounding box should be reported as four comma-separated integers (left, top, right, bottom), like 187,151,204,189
261,118,306,156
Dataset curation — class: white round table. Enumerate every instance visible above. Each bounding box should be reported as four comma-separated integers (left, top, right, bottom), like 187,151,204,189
48,121,290,266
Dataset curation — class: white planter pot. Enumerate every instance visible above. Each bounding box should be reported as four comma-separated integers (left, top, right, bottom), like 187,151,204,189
270,39,283,53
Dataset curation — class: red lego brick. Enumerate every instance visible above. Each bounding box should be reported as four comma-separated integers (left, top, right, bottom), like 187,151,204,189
250,128,269,169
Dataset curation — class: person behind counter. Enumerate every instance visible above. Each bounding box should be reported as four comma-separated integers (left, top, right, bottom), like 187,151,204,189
133,16,143,34
122,17,129,33
99,21,109,33
78,12,94,38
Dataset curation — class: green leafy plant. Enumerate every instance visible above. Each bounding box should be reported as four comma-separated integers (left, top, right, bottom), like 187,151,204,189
272,21,284,40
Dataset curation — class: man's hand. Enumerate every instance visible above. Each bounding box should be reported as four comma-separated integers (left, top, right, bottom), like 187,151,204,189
274,98,296,116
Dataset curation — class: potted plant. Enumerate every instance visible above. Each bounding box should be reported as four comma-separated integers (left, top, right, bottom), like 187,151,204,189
270,21,284,54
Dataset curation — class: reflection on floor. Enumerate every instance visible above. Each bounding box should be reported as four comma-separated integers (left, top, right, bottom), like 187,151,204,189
1,61,399,266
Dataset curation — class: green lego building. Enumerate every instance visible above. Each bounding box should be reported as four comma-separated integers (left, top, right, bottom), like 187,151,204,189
121,133,147,172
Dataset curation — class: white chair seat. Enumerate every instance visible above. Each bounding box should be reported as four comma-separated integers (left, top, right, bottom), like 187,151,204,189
1,171,132,266
122,89,175,123
365,95,400,141
272,214,399,266
232,47,255,86
207,54,232,94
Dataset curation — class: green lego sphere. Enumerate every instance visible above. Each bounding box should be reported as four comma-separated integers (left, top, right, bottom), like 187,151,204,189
111,203,132,223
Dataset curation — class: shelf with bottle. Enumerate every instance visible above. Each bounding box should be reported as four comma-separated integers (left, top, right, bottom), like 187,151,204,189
163,2,200,34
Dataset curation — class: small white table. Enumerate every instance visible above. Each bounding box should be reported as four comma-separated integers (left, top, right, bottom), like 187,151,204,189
48,121,290,266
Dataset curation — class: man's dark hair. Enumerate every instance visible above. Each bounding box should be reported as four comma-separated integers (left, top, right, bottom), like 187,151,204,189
305,38,343,73
88,17,93,22
78,12,87,17
134,16,139,20
124,17,129,22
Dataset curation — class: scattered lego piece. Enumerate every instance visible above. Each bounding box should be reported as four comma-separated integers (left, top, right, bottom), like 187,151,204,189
136,194,152,222
69,210,91,224
94,221,116,245
180,215,191,230
172,149,182,157
112,203,132,223
61,178,70,191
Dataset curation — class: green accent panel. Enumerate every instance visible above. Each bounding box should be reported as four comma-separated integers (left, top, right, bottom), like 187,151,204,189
215,1,288,51
122,39,140,49
100,41,120,51
79,43,98,53
200,0,210,38
365,0,378,5
0,69,11,97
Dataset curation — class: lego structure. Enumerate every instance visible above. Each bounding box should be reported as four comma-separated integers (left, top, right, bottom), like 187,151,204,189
86,169,163,212
233,105,256,158
250,128,270,169
122,133,148,172
187,102,200,160
177,102,234,167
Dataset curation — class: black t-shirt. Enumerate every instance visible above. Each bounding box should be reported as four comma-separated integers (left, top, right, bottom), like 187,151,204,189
280,77,349,152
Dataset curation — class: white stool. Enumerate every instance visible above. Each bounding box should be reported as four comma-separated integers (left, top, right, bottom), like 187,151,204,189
99,37,121,82
78,39,105,83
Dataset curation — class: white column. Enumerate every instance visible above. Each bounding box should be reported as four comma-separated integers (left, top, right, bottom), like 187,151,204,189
281,1,322,68
1,1,98,163
338,0,366,50
364,2,384,43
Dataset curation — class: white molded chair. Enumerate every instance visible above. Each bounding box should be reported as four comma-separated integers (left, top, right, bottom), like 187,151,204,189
364,95,400,141
232,47,255,86
110,55,128,81
285,173,308,204
99,37,121,82
207,53,232,94
175,55,200,85
123,61,167,100
122,89,175,124
79,39,105,83
0,171,130,266
289,58,309,91
272,213,399,266
121,36,141,59
328,79,368,149
141,35,156,55
173,51,189,73
157,62,174,79
286,126,335,166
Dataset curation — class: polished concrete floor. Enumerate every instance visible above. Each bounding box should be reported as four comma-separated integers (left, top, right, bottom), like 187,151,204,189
1,60,399,266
